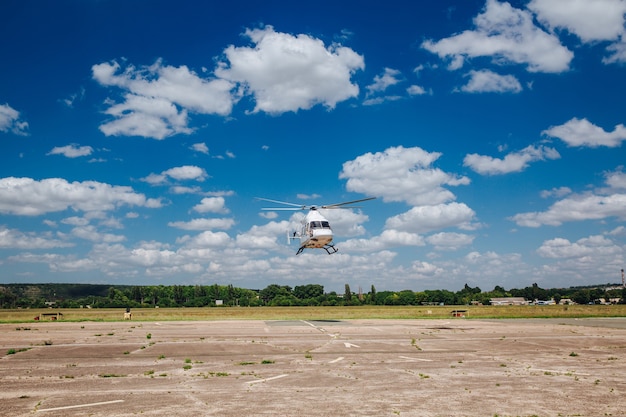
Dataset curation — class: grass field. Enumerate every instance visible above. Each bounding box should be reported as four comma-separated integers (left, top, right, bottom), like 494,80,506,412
1,304,625,323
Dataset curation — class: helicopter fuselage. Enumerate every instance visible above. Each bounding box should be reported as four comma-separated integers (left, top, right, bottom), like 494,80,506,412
290,209,337,254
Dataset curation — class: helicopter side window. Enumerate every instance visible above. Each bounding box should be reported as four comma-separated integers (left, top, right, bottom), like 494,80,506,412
321,221,331,229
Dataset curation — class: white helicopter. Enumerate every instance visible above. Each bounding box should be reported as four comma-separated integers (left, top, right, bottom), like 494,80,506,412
257,197,376,255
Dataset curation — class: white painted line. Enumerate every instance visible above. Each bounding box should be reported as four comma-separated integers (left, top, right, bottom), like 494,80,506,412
301,320,327,333
37,400,124,412
246,374,288,385
530,368,587,376
399,356,433,362
343,342,360,348
329,357,345,364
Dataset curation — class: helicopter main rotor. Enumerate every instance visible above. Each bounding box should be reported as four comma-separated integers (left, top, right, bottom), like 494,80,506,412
256,196,376,211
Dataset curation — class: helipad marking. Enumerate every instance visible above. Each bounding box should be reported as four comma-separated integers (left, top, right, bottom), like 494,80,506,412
399,356,433,362
344,342,360,348
246,374,288,385
302,320,327,333
37,400,124,412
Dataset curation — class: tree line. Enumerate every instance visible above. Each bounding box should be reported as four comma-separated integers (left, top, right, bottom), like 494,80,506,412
1,282,624,309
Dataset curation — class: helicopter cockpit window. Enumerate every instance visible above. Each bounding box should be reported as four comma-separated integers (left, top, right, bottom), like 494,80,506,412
310,221,322,229
321,221,331,229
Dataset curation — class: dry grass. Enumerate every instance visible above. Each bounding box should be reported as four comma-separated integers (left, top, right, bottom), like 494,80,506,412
1,304,625,323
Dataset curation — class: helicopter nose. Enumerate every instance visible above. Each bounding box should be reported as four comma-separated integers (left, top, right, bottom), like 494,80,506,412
311,229,332,244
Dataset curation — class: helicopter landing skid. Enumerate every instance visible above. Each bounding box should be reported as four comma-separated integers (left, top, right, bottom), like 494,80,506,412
295,244,338,255
323,244,338,255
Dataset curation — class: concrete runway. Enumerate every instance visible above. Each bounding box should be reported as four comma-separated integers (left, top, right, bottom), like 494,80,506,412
1,318,625,416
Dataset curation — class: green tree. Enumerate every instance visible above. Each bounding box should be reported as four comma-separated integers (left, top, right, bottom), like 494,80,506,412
369,285,377,305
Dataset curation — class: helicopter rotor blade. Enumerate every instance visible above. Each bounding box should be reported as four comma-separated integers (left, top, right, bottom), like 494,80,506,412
260,207,304,211
255,197,308,210
321,197,376,209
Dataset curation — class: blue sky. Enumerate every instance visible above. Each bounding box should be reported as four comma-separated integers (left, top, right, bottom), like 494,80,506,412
1,0,626,293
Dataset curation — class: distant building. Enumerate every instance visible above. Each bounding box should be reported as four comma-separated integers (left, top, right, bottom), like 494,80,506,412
489,297,527,306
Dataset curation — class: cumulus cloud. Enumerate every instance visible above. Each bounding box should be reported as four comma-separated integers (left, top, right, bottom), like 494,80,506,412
422,0,573,73
511,169,626,227
340,146,470,206
47,144,94,158
0,177,162,216
0,103,29,135
528,0,626,43
604,39,626,65
192,197,229,214
341,229,425,253
425,232,475,251
385,203,477,234
537,234,622,259
407,85,428,96
168,217,235,231
512,193,626,227
463,145,560,175
457,69,522,93
366,68,403,95
142,165,208,185
0,226,72,249
215,25,364,114
191,142,209,154
541,186,572,199
70,225,126,243
92,59,236,139
542,117,626,147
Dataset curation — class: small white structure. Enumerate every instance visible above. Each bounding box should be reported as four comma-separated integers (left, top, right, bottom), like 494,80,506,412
489,297,527,306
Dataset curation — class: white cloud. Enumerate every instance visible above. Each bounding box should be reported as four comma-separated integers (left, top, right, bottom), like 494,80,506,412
93,59,236,139
513,167,626,227
457,69,522,93
528,0,626,43
70,225,126,243
142,165,208,185
187,230,231,248
422,0,573,73
604,170,626,190
191,142,209,154
98,93,193,140
192,197,229,214
540,186,572,199
0,177,162,216
511,193,626,227
537,234,622,259
385,203,477,234
164,166,207,181
215,25,364,114
168,217,235,231
47,144,94,158
61,216,90,227
170,186,203,195
341,230,425,253
426,232,475,251
604,38,626,64
0,226,72,249
366,68,402,95
0,103,29,135
340,146,470,206
407,85,428,95
542,117,626,147
463,145,560,175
